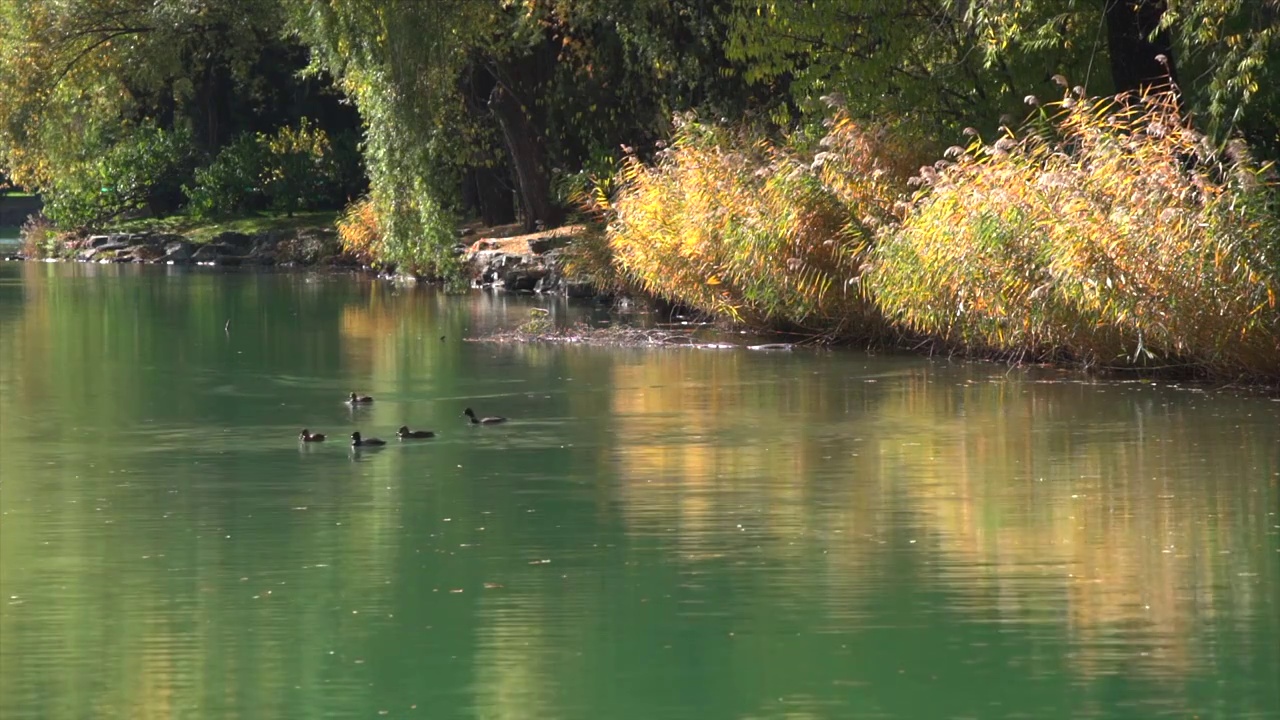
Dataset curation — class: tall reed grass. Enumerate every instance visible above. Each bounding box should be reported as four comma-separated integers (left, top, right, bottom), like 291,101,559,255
606,114,913,336
871,85,1280,376
337,196,380,265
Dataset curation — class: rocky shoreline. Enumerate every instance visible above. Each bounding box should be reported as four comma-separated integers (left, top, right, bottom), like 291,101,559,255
3,222,608,298
461,224,600,298
5,227,353,268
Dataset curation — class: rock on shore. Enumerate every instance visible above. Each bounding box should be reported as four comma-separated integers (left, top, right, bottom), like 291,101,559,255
12,228,354,268
462,224,601,298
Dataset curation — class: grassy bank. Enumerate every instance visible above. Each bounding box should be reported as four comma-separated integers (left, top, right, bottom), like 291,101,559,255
583,87,1280,382
103,210,339,243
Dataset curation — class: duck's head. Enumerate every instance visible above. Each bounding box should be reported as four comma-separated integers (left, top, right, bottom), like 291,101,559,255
463,408,476,419
350,431,362,442
300,428,310,436
397,425,410,435
349,392,359,401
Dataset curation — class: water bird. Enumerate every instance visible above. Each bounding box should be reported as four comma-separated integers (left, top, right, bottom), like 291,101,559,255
299,429,326,442
463,407,507,425
348,392,374,404
350,431,386,447
398,425,436,439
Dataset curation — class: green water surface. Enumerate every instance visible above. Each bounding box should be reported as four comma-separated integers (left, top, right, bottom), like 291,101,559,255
1,262,1277,720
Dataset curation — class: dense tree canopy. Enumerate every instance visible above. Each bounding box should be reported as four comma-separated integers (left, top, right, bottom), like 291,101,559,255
1,0,1276,243
0,0,358,222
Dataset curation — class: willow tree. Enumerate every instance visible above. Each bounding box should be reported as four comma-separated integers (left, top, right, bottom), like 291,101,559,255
289,0,763,266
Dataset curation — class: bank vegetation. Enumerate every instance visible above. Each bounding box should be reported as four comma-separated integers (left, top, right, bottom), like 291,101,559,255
2,1,1278,379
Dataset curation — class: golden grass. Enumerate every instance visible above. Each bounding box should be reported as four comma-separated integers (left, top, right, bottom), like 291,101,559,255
870,86,1280,376
336,196,380,266
606,115,911,336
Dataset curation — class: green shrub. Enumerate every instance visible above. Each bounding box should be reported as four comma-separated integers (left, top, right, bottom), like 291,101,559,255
185,119,362,219
42,124,197,228
261,118,335,217
184,134,267,218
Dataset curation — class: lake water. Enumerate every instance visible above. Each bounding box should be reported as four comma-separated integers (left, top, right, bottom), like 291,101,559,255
1,261,1277,720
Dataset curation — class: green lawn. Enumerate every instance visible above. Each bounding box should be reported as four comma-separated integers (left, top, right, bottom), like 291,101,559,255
110,210,339,243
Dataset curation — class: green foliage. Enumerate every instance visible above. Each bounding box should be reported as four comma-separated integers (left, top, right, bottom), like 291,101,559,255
288,0,767,276
947,0,1280,150
723,1,1098,136
0,0,287,189
42,124,197,228
184,135,267,219
1161,0,1280,150
185,120,358,220
871,86,1280,376
260,119,332,216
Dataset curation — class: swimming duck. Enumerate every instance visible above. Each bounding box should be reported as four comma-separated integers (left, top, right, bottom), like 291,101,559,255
463,407,508,425
348,392,374,404
299,429,326,442
397,425,436,439
350,431,386,447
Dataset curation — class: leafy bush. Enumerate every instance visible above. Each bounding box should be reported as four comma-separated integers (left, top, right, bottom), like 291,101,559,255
871,85,1280,376
185,119,363,219
337,191,456,278
42,124,197,228
184,134,267,218
606,114,906,336
261,118,334,216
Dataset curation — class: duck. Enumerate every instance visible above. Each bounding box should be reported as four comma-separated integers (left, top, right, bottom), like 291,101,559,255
463,407,508,425
397,425,435,439
348,392,374,404
350,431,386,447
299,428,326,442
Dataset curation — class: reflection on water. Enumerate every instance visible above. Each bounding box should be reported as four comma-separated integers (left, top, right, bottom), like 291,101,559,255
1,262,1277,720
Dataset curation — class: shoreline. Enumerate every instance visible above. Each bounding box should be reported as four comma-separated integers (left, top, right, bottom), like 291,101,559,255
6,220,1277,393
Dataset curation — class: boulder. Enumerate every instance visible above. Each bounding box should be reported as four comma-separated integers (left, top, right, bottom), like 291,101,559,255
163,240,194,263
190,244,220,262
503,266,548,292
529,235,569,254
565,280,599,299
191,242,244,262
209,231,254,250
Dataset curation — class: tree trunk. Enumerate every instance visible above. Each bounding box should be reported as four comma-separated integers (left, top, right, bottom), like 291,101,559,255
488,82,562,232
1104,0,1178,94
